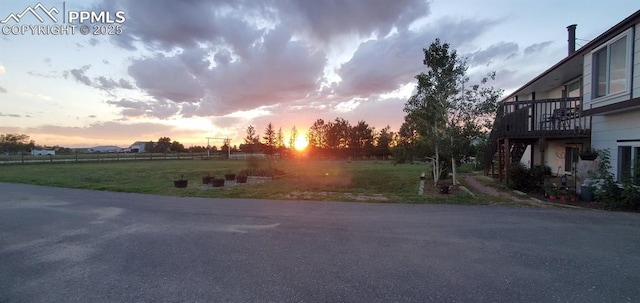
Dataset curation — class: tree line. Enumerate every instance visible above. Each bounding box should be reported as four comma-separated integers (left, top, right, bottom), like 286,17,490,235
239,119,394,159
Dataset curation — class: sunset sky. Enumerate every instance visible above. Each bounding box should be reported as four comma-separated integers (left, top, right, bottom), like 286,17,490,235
1,1,638,148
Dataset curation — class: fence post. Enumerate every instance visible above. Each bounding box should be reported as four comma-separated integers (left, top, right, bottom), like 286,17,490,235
21,154,24,164
76,154,78,163
49,155,53,162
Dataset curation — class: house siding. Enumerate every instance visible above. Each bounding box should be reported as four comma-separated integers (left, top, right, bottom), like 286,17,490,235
591,110,640,178
520,140,580,176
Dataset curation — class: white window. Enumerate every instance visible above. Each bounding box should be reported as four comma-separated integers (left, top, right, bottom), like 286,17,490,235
592,30,631,98
618,145,640,185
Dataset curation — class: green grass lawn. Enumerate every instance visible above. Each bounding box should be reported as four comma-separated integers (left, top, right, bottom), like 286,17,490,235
0,158,492,204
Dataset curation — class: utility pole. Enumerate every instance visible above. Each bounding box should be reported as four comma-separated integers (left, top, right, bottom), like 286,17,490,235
205,137,213,158
205,137,231,159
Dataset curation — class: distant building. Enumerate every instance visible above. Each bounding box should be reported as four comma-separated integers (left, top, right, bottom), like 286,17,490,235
31,149,55,156
130,141,151,153
87,145,124,153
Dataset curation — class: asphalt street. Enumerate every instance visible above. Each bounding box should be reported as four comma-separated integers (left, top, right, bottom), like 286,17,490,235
1,182,639,302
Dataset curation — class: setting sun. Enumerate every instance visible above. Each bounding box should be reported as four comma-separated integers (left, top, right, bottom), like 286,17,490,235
294,135,309,151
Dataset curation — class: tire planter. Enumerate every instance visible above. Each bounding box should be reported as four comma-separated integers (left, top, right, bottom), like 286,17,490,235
236,175,248,183
173,180,188,188
202,176,213,184
211,178,225,187
224,173,236,181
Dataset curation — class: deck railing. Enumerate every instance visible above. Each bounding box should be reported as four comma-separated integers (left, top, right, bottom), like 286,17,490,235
496,97,590,137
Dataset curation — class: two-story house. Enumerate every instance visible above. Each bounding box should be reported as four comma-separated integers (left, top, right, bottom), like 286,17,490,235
486,10,640,187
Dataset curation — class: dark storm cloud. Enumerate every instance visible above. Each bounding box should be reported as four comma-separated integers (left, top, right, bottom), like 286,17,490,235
524,41,554,54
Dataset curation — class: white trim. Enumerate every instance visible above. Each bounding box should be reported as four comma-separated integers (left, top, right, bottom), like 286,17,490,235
590,90,630,105
590,28,633,101
617,141,640,147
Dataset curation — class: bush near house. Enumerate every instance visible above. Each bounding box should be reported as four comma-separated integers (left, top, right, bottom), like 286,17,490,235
590,149,640,211
507,163,545,192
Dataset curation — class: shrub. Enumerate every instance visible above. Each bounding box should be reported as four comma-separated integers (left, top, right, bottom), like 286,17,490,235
508,162,530,191
239,157,286,177
592,148,640,210
507,163,545,192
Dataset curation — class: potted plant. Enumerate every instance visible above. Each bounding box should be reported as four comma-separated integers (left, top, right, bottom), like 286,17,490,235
173,174,188,188
224,173,236,181
236,174,248,183
202,174,213,184
579,148,599,161
547,187,558,200
437,181,451,194
211,178,225,187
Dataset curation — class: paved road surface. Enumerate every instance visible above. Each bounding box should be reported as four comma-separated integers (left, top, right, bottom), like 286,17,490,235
1,182,639,302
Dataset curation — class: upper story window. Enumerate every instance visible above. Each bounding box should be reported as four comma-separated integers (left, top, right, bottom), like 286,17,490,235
592,29,632,99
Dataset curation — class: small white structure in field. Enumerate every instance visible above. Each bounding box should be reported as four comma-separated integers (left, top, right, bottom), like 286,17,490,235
87,145,124,153
31,149,55,156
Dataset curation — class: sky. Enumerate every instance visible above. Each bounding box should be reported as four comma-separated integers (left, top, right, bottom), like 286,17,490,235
0,0,638,148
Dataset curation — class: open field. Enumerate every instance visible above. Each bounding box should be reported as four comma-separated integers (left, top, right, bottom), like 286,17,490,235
0,152,211,164
0,159,504,204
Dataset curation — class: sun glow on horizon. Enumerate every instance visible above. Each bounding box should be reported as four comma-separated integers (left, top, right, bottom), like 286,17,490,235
294,135,308,151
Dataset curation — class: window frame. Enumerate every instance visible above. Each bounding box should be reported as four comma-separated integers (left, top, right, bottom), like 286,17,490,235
590,28,633,102
617,141,640,185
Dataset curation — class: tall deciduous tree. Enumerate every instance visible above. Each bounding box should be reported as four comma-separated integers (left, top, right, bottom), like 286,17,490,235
404,38,501,186
350,120,374,158
0,133,35,154
308,119,327,149
156,137,172,153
